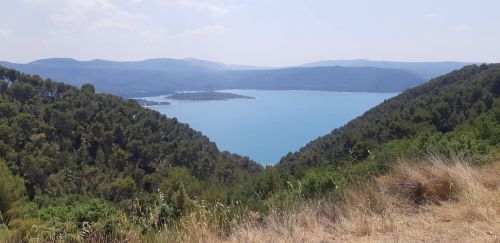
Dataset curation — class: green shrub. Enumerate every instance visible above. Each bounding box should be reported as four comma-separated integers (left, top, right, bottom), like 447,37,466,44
99,177,137,202
0,159,25,224
24,195,129,239
301,170,336,198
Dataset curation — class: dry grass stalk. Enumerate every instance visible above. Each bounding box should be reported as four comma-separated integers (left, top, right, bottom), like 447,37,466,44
153,158,500,243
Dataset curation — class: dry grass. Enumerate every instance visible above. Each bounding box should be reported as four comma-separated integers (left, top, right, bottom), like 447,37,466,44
153,158,500,243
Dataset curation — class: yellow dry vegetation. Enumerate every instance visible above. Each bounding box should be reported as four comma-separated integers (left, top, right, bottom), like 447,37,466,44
155,158,500,243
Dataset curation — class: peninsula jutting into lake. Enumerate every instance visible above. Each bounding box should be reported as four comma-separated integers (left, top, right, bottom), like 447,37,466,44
134,98,170,106
166,91,255,101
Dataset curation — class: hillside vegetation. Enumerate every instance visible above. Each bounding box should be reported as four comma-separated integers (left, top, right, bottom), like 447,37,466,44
153,158,500,242
0,64,499,242
0,66,261,240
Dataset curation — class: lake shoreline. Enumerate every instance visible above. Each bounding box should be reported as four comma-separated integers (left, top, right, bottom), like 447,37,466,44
141,89,397,165
133,89,400,100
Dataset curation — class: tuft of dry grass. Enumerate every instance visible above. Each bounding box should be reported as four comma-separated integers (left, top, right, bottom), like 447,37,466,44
152,158,500,243
377,160,456,205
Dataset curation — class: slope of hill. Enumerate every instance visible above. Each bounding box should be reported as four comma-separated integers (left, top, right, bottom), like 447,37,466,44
156,158,500,242
278,64,500,175
0,58,425,96
302,59,474,80
0,66,262,236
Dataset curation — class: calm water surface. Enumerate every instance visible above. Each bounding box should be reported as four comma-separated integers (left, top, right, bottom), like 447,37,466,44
141,90,397,165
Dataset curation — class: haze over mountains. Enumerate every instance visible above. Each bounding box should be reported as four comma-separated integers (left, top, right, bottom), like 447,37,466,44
0,58,474,97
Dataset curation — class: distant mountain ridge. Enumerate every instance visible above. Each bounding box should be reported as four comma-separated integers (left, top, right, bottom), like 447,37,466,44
199,66,423,92
0,58,473,97
23,58,256,72
302,59,476,80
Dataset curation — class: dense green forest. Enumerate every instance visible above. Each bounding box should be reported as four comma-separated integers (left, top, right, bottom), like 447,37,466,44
0,64,499,241
0,66,262,240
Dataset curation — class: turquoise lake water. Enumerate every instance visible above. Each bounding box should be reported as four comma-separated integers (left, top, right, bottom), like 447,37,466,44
141,90,397,165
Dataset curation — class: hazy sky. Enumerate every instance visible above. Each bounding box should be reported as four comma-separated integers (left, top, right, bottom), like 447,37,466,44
1,0,499,66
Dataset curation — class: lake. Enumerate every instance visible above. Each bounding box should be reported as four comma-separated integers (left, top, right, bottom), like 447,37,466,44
140,90,397,165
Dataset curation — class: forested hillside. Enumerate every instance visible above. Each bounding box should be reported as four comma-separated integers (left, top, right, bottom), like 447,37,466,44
278,64,500,175
0,66,262,240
